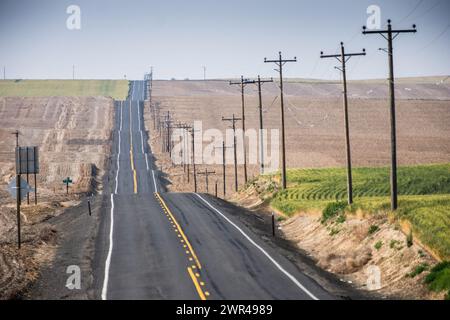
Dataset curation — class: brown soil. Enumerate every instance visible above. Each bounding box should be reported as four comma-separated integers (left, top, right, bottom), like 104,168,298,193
147,79,450,196
0,96,114,299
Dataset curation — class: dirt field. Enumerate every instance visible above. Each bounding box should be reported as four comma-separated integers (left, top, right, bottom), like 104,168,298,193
147,78,450,196
0,96,114,298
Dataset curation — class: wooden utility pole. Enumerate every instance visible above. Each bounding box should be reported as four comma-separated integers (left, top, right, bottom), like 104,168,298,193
222,114,241,192
248,76,273,174
190,128,198,193
363,19,417,210
320,43,366,205
34,146,37,205
176,123,192,182
197,168,215,194
13,133,21,248
16,173,21,248
264,52,297,190
214,141,232,197
229,76,250,184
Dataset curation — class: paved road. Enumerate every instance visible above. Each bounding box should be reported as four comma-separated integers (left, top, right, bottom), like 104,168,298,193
95,80,338,300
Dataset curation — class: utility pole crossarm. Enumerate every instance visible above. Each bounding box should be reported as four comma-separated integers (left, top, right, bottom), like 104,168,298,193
264,58,297,63
320,52,366,59
362,28,417,35
221,116,242,121
229,76,252,86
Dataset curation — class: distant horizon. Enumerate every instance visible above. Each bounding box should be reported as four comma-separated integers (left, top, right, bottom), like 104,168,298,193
1,75,449,82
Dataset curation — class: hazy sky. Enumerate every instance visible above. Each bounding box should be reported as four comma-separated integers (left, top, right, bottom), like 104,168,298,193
0,0,449,80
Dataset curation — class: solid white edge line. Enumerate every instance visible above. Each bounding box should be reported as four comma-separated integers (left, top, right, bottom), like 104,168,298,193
114,134,120,195
138,99,141,131
115,102,122,195
140,131,144,154
145,153,149,171
119,101,123,131
151,169,158,193
194,193,319,300
101,193,115,300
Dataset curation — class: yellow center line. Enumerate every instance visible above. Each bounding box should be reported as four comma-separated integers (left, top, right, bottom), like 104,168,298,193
129,101,137,194
155,192,202,270
187,267,206,300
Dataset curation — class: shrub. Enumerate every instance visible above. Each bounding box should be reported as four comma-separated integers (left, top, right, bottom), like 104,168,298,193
322,201,347,224
368,225,380,235
390,240,400,249
424,261,450,293
407,263,429,278
406,230,414,247
336,214,346,224
329,227,340,236
374,241,383,250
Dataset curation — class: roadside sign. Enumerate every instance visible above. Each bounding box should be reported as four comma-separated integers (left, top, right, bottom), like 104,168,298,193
15,146,39,174
63,177,73,194
7,177,34,200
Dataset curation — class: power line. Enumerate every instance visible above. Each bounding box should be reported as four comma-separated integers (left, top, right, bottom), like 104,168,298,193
419,23,450,52
399,0,424,23
411,0,445,21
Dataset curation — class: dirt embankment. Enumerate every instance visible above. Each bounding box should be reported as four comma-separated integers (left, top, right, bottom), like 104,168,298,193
231,184,444,300
0,96,114,299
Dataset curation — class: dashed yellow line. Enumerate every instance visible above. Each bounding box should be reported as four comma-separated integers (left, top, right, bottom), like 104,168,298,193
129,101,137,194
154,192,202,269
154,192,210,299
187,267,206,300
130,149,137,194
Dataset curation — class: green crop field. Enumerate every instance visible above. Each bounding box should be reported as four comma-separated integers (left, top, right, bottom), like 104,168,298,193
251,164,450,260
0,80,129,100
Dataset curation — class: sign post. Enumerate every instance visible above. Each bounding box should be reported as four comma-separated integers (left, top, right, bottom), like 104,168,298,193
63,177,73,194
16,174,21,248
7,177,34,249
11,146,39,249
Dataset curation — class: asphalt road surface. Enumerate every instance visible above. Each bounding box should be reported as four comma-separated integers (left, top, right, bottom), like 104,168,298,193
94,80,339,300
